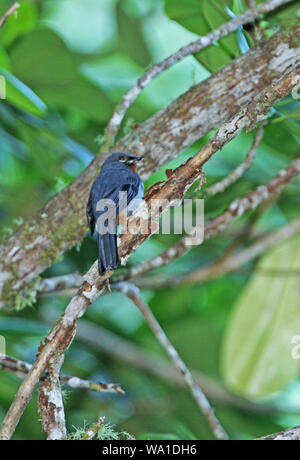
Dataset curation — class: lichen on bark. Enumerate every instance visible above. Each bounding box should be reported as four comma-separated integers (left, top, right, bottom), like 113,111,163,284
0,25,300,310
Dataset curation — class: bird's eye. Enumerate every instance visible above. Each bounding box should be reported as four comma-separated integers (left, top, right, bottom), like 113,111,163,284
119,156,126,162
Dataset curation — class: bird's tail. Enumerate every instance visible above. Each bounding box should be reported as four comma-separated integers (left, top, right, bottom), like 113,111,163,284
98,232,119,275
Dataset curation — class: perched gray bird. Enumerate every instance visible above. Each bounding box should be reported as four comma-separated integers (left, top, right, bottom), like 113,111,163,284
86,152,144,275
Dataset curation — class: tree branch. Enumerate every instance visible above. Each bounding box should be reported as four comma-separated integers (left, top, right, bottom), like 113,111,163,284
1,25,299,309
76,319,298,416
38,354,66,440
138,215,300,289
257,426,300,440
102,0,293,149
0,354,125,394
37,311,296,415
120,151,300,282
38,273,83,295
113,282,229,440
37,214,300,292
0,65,298,441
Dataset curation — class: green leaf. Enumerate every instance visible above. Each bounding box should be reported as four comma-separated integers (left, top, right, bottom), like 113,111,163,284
194,45,232,73
10,29,76,87
284,119,300,140
116,3,152,67
165,0,210,35
202,0,240,58
0,47,10,70
9,29,113,121
221,232,300,399
164,0,233,72
0,67,47,116
37,76,113,123
0,1,37,46
269,2,300,20
287,105,300,120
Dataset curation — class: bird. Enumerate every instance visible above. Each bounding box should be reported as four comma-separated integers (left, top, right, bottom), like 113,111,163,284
87,152,144,275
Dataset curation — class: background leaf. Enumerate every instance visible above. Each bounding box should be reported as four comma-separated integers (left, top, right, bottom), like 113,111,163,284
0,67,47,116
164,0,237,72
1,0,300,441
222,233,300,399
0,0,37,46
116,2,152,67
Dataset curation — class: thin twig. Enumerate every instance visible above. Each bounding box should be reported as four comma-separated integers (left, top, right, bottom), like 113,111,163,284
38,311,298,415
207,123,265,196
102,0,293,149
0,355,125,394
38,273,83,294
212,195,279,262
113,282,229,440
0,2,20,29
154,215,300,288
38,215,300,292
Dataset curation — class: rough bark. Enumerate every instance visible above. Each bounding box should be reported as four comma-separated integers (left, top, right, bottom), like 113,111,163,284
1,25,300,309
103,0,294,148
0,26,300,308
38,355,67,440
0,66,298,440
258,426,300,440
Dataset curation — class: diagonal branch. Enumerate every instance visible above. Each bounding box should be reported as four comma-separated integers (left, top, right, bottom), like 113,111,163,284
0,66,298,441
36,216,300,293
37,311,298,415
102,0,293,148
71,317,297,415
120,151,300,282
257,426,300,440
1,25,300,309
113,282,229,440
136,215,300,289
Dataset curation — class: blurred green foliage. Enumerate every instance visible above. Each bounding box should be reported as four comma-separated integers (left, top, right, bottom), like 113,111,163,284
0,0,300,440
222,233,300,398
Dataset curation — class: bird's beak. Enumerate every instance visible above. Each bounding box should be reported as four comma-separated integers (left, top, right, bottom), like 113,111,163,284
127,154,145,165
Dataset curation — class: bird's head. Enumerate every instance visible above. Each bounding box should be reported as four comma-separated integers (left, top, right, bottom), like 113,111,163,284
103,152,144,172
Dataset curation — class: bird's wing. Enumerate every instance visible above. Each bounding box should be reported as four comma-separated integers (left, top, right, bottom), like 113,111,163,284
94,170,143,216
